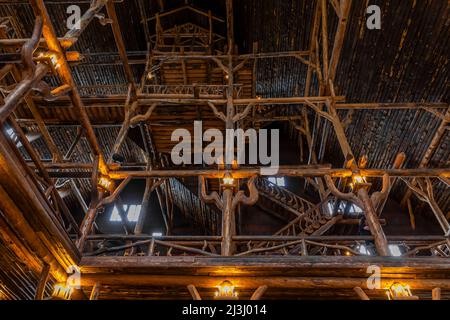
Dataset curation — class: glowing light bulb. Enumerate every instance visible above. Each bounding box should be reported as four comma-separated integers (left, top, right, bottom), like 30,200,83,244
222,172,235,187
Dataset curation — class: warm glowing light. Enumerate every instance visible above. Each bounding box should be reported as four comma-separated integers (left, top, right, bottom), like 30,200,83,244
36,52,61,69
386,283,413,300
49,55,59,68
214,280,238,300
224,73,229,80
147,72,154,80
52,283,73,300
349,174,368,191
352,175,366,184
98,175,114,192
222,172,235,187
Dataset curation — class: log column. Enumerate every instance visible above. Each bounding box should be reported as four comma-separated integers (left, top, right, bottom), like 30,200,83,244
325,174,390,256
221,187,235,256
201,175,259,256
357,187,390,256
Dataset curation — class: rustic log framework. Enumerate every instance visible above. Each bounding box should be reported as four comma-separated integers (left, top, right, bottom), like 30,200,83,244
0,0,449,300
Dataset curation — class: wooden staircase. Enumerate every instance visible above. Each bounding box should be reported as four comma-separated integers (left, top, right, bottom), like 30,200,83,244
254,178,341,238
164,177,340,239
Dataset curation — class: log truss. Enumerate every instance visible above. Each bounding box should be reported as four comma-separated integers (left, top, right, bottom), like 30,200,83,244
0,0,449,300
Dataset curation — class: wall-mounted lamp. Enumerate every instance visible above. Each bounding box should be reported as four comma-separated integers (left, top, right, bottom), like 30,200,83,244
214,280,238,300
386,282,416,300
52,283,73,300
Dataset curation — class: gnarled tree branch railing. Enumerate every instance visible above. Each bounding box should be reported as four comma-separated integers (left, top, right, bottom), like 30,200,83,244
82,234,450,258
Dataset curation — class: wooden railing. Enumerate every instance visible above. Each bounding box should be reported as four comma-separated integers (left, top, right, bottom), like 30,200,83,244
84,234,450,258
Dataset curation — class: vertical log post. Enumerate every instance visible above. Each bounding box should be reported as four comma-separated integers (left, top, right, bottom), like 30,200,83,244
325,174,390,256
221,187,235,256
201,176,259,256
432,288,441,300
357,187,390,256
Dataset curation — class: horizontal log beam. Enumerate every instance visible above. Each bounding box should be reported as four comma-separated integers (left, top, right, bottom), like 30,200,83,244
84,234,444,242
335,102,448,110
34,95,345,107
0,37,76,49
36,165,450,179
33,95,447,110
152,50,310,60
79,256,450,290
80,274,450,290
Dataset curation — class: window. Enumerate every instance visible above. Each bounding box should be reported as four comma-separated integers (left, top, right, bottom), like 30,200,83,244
389,244,402,257
350,204,363,213
110,204,142,222
327,201,363,215
268,177,285,187
6,128,14,139
5,127,22,148
152,232,162,237
358,244,371,255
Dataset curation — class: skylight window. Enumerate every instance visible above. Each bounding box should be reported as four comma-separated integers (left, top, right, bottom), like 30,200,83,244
110,204,142,222
268,177,285,187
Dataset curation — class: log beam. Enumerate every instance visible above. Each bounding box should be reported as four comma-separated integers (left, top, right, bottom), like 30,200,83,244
79,274,450,291
30,0,108,174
